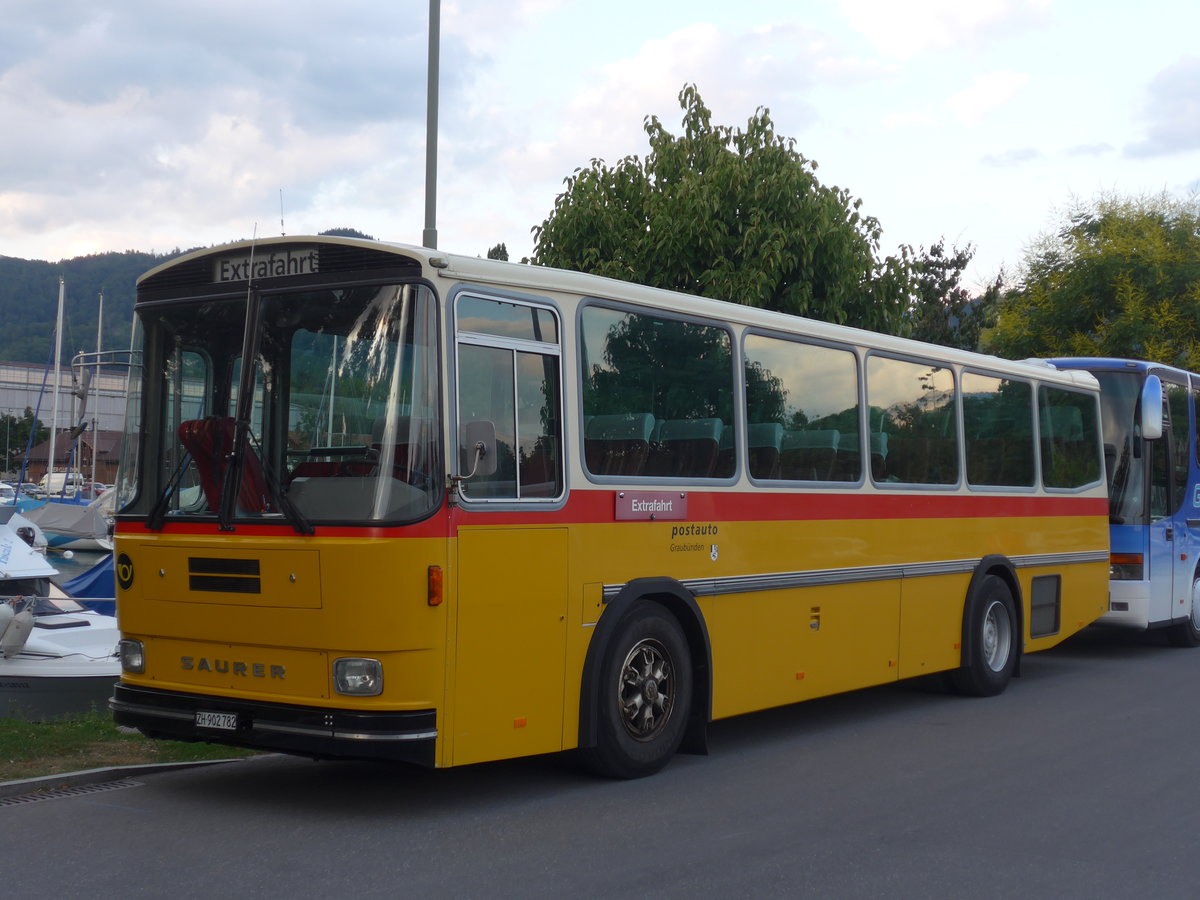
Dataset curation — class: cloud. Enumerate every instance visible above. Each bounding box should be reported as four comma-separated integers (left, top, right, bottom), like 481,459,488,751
981,147,1041,167
1125,55,1200,158
0,1,487,255
1065,143,1115,157
835,0,1050,58
944,70,1029,126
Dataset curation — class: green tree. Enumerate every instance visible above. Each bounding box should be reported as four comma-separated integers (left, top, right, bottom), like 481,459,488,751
486,243,509,261
1,408,49,476
906,239,1002,351
531,85,910,333
985,192,1200,366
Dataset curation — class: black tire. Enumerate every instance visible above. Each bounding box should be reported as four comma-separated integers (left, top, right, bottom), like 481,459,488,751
950,575,1018,697
1167,578,1200,648
581,604,692,779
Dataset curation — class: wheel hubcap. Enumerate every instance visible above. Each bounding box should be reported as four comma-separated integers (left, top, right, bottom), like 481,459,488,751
981,599,1012,672
619,638,674,742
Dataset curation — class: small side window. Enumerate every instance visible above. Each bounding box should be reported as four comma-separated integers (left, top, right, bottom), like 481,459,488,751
456,295,563,501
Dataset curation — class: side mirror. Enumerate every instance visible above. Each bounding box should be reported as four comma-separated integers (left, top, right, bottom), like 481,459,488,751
460,420,498,478
1140,375,1163,440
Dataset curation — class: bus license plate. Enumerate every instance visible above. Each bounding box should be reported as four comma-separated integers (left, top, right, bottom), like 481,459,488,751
195,711,238,730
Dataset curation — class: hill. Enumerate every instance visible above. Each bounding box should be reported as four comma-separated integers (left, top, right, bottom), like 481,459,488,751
0,250,184,365
0,230,377,366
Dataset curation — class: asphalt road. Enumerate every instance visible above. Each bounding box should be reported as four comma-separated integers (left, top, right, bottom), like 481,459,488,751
3,625,1197,899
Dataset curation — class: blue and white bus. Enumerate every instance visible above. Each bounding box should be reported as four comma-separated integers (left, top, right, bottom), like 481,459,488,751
1049,358,1200,645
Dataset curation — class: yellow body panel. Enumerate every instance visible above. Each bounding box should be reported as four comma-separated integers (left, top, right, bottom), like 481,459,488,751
118,534,449,712
117,505,1108,765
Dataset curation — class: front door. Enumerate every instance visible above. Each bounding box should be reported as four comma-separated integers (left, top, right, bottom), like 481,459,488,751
451,526,568,766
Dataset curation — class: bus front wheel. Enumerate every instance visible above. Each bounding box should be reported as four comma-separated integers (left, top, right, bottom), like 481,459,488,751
583,604,692,779
950,575,1018,697
1167,577,1200,647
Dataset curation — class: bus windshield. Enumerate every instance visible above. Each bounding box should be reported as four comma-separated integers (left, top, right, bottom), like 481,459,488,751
1094,370,1145,525
128,282,441,526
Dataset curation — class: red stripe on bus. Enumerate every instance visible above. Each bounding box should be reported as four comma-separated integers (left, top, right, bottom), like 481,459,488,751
115,490,1105,538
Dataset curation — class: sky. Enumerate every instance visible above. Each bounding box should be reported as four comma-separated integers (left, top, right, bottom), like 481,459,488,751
1,0,1198,291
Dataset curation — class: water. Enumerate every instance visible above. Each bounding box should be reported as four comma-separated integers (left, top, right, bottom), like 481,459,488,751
47,548,109,587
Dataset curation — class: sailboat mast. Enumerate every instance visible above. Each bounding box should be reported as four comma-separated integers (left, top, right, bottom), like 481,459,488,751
47,278,64,490
91,291,103,488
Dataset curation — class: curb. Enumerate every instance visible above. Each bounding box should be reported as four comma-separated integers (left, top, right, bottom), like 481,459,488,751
0,757,250,801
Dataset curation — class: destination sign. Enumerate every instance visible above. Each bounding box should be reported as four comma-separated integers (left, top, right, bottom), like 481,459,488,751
615,491,688,521
213,247,319,283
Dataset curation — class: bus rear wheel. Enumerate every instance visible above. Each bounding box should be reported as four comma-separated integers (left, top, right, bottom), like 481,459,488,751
1167,577,1200,647
950,575,1018,697
582,604,692,779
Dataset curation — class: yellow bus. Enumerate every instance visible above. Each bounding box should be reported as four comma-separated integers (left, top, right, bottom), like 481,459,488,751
110,236,1109,778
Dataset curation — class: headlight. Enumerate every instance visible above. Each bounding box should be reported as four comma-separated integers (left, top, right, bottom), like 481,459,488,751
333,657,383,696
119,639,145,673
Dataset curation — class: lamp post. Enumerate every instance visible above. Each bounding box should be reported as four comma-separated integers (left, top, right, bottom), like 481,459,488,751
422,0,440,249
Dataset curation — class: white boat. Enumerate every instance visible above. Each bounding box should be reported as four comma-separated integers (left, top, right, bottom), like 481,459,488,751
0,507,119,720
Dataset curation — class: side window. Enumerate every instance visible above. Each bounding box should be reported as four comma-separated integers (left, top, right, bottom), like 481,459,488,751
163,349,209,511
743,334,860,481
1038,385,1102,489
1151,380,1190,519
961,372,1034,487
580,306,734,479
1168,381,1190,510
866,356,958,485
456,295,563,501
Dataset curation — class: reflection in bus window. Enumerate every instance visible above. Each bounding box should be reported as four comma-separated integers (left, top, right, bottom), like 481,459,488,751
961,372,1035,487
455,295,563,501
1038,385,1102,489
743,335,860,481
581,306,734,479
867,356,958,485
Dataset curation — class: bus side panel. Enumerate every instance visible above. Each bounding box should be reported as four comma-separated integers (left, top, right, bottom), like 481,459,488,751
704,581,900,720
450,526,569,767
898,574,968,680
1022,562,1110,653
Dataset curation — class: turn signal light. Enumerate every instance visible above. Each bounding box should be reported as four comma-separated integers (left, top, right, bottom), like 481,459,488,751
428,565,443,606
1110,552,1143,580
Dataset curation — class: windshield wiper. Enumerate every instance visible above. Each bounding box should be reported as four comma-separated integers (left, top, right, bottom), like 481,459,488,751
147,452,194,531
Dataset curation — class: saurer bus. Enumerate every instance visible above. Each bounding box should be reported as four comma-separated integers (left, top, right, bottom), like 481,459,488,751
109,236,1110,777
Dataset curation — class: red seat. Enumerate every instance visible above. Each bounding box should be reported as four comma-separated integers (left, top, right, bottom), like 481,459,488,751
178,417,270,514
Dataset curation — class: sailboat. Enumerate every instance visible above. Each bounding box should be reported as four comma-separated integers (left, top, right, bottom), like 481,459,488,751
19,283,114,552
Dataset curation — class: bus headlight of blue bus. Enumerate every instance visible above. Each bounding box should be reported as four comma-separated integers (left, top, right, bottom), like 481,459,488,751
1110,553,1144,580
334,658,383,696
119,639,145,673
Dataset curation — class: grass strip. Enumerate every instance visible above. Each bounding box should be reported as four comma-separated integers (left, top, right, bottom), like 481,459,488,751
0,712,257,781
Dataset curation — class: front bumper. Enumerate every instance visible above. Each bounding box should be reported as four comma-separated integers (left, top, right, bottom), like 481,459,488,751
111,682,437,766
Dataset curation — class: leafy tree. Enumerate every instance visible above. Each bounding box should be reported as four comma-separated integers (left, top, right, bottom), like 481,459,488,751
486,243,509,261
531,85,910,333
905,240,1002,351
985,192,1200,366
0,408,48,476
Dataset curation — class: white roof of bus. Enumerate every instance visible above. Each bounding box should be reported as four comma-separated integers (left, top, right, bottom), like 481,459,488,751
140,235,1099,391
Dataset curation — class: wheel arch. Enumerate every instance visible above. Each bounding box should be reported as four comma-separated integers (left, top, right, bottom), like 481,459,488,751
961,555,1024,677
578,577,712,756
